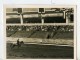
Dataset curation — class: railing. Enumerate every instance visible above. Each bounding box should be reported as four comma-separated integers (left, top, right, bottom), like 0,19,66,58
6,37,73,47
6,23,74,26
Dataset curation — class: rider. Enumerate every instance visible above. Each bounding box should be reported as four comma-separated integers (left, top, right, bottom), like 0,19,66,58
17,39,20,46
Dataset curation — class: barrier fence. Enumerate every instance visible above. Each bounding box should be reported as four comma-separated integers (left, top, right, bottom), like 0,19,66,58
6,37,74,47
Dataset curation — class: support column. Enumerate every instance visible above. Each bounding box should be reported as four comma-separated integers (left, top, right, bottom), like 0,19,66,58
41,14,44,25
20,14,23,25
42,18,44,25
66,12,69,24
63,11,66,19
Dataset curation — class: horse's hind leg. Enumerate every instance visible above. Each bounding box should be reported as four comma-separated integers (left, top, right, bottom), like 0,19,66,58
17,45,20,49
10,44,13,50
11,45,15,50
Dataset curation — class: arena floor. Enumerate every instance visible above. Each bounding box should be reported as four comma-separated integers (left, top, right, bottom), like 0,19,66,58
7,43,74,59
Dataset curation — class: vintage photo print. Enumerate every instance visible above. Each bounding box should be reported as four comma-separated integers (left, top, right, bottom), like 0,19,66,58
4,5,77,60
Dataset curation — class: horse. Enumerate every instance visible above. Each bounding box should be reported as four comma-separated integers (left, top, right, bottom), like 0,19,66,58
10,41,24,49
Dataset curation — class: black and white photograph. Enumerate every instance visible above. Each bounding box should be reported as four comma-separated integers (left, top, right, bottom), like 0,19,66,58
4,5,76,59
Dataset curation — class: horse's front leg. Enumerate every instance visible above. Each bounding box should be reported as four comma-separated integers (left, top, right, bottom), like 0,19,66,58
17,44,20,49
12,45,15,49
10,44,14,50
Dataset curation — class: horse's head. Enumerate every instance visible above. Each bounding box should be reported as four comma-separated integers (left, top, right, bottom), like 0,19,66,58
20,41,24,44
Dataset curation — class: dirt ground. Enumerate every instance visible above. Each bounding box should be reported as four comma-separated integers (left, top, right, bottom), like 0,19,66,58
6,43,74,59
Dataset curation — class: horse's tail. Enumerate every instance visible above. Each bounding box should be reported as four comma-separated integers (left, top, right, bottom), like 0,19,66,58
10,43,16,49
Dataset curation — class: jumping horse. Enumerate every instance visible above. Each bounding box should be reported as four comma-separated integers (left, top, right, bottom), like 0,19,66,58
10,41,24,49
